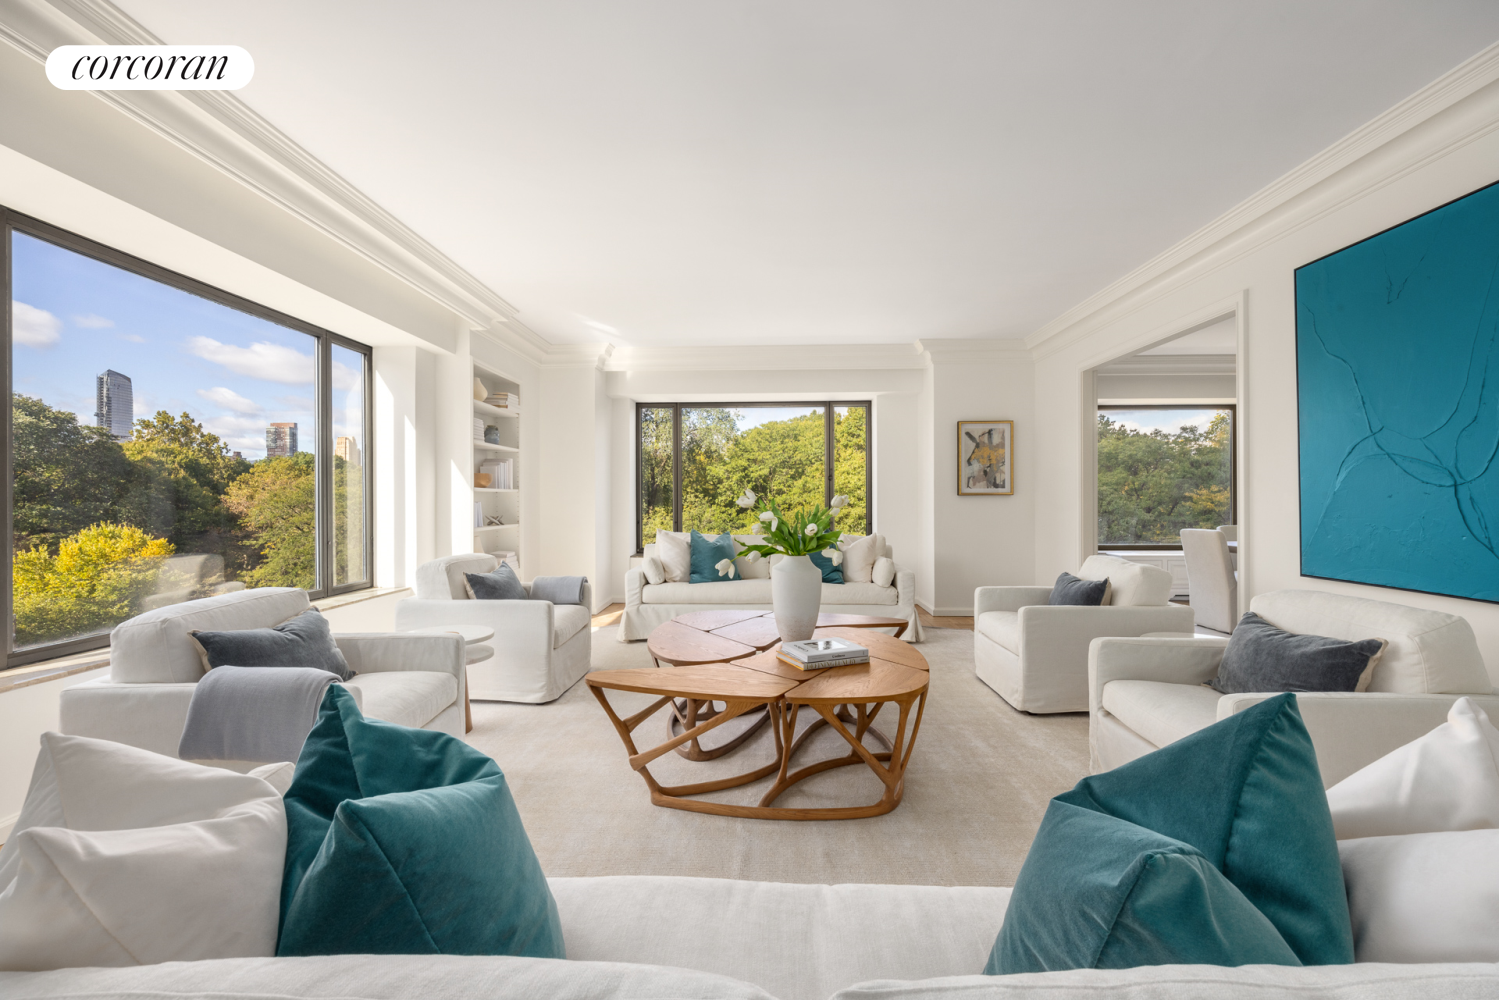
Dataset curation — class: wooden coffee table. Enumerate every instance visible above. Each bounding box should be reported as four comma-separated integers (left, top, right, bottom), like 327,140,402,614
644,610,910,761
588,626,928,820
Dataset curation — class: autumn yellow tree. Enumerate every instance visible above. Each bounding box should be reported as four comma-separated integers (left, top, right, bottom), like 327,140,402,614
13,523,174,647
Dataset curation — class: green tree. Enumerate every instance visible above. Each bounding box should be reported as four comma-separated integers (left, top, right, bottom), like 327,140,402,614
1097,411,1232,543
124,411,250,566
13,523,174,647
639,407,674,544
225,452,315,589
833,407,868,533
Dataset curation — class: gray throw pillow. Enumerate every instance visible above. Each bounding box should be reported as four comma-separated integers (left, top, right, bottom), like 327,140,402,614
464,562,528,600
1211,612,1388,694
189,608,351,680
1048,571,1108,606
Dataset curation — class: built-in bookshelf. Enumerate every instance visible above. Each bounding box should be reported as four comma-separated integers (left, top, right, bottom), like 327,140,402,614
472,363,521,570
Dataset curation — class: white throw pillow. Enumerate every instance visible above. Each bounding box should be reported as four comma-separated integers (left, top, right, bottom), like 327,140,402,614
1076,554,1171,606
1339,829,1499,963
872,556,896,589
0,733,286,971
732,536,771,580
1326,697,1499,840
248,761,296,795
839,534,879,584
641,554,666,586
654,531,692,583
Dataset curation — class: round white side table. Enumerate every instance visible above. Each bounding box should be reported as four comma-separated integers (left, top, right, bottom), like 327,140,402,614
408,625,496,733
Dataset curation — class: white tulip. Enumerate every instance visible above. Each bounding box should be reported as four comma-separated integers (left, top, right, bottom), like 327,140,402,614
759,511,774,521
714,558,737,579
803,523,817,536
822,546,844,566
744,550,762,563
769,516,778,531
736,488,757,508
830,494,850,508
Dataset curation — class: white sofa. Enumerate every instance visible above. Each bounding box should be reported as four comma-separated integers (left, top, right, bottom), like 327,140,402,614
59,587,465,767
1089,588,1499,786
621,533,923,642
3,874,1493,999
973,555,1195,713
394,553,593,703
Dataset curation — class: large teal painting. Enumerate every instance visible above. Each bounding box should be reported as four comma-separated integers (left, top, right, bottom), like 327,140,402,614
1297,180,1499,603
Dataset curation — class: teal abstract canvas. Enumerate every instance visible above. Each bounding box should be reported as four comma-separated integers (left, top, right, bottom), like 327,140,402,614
1297,179,1499,602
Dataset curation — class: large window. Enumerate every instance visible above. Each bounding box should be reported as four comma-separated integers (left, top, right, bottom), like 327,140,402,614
1097,405,1234,548
637,402,870,549
3,209,372,667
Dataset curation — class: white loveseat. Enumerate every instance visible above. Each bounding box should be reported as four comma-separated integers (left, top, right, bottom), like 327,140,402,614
1089,589,1499,785
973,555,1194,713
394,553,593,703
59,587,465,766
621,533,922,641
3,874,1494,999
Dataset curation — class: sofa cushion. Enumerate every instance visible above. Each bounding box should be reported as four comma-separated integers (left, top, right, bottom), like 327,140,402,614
549,875,1009,1000
342,672,457,730
732,535,771,580
1101,680,1222,749
189,608,352,680
1212,612,1386,695
416,553,498,600
655,531,692,582
690,531,739,583
553,605,591,648
839,534,880,583
873,555,895,588
992,694,1353,972
825,581,896,604
810,549,846,583
0,954,779,1000
976,611,1020,654
279,688,563,959
1326,697,1499,840
1077,555,1171,607
111,587,310,684
0,734,285,971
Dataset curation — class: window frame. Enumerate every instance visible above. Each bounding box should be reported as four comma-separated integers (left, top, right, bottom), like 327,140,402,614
1,207,374,669
635,401,873,553
1095,402,1236,552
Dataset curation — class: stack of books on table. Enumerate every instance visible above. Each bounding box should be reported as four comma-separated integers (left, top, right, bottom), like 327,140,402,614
777,637,871,671
486,391,519,412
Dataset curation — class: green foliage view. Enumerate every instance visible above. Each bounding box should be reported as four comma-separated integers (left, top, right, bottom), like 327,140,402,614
639,406,868,544
11,396,347,649
1097,410,1232,544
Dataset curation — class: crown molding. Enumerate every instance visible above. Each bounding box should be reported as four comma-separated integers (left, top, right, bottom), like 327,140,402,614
916,337,1032,364
0,0,558,363
1095,353,1236,376
1025,40,1499,360
603,342,928,372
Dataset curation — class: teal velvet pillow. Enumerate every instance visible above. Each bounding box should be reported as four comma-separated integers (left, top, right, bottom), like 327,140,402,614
987,693,1352,974
689,530,738,583
278,687,564,959
809,549,844,583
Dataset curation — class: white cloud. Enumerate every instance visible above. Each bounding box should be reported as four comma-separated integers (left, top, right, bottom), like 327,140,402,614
202,414,273,456
72,313,114,329
278,395,315,412
332,360,360,392
13,302,61,348
197,386,262,415
120,333,146,343
187,335,314,385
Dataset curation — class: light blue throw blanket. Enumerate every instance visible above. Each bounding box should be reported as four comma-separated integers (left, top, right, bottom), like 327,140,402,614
530,575,587,605
178,666,340,763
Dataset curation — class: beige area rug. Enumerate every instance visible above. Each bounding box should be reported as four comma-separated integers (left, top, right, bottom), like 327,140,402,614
465,626,1089,887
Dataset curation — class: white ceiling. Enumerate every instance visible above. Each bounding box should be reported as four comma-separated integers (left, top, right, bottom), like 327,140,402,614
115,2,1499,348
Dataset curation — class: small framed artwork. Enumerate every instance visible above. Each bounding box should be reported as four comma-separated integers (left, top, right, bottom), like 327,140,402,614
958,420,1014,495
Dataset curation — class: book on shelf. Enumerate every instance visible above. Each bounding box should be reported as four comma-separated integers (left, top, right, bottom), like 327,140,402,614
479,457,514,490
473,502,483,529
777,637,870,670
485,392,519,411
472,416,485,440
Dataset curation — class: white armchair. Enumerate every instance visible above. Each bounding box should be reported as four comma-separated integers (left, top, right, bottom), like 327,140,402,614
60,587,465,768
394,554,592,704
1088,588,1499,786
973,555,1195,713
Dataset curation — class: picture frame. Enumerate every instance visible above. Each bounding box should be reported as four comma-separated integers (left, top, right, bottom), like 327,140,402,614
958,420,1013,495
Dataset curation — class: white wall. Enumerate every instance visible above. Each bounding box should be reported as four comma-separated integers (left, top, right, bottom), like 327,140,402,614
1095,369,1236,401
1030,70,1499,683
0,667,109,839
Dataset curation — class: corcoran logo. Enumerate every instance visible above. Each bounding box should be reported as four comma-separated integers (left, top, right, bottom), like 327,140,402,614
45,45,253,90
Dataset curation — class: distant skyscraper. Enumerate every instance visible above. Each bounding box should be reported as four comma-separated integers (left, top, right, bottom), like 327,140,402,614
266,422,298,458
334,436,361,466
94,370,133,441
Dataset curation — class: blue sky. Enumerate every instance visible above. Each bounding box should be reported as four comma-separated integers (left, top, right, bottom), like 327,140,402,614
11,233,364,460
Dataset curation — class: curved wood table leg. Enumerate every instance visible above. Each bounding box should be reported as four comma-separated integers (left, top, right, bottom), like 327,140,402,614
667,698,771,761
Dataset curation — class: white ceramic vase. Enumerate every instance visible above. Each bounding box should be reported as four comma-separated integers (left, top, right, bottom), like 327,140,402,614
771,553,822,641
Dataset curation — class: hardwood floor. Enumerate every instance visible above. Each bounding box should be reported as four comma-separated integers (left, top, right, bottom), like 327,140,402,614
591,603,625,628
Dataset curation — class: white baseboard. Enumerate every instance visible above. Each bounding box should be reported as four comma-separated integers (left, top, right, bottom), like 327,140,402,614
928,607,975,617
